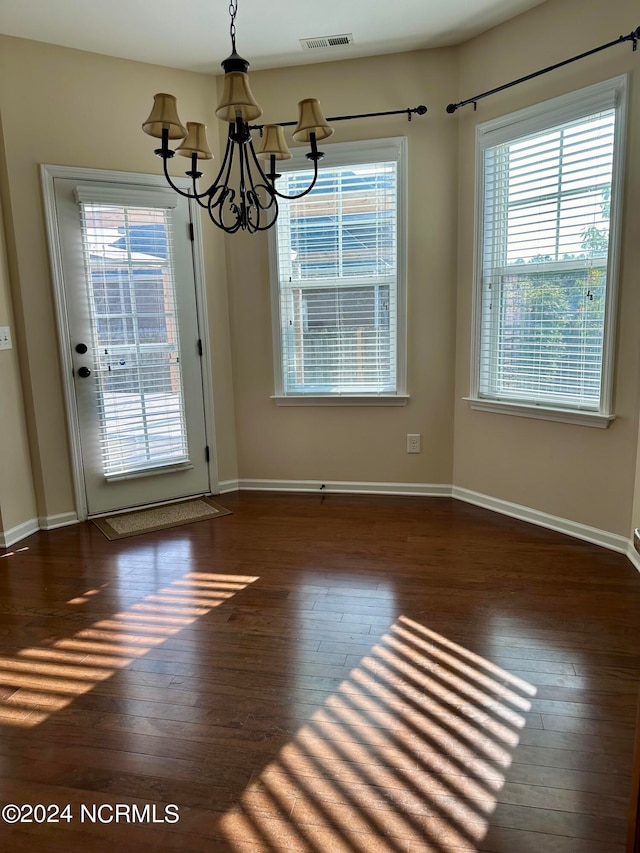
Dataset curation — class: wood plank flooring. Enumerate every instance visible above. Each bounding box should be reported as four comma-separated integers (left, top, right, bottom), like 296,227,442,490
0,491,638,852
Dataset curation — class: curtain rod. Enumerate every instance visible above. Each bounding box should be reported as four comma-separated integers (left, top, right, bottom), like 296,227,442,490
250,105,428,132
446,26,640,114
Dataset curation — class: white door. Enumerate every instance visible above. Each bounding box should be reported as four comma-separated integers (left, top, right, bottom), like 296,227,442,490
47,173,211,516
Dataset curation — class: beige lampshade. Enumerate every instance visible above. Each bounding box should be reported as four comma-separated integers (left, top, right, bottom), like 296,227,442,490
292,98,333,143
142,93,187,139
176,122,214,160
216,72,263,123
256,125,292,161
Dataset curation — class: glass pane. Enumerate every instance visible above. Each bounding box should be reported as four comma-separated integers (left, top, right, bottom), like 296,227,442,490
480,268,606,407
80,203,189,476
290,284,392,390
480,104,616,410
276,158,399,395
282,164,397,280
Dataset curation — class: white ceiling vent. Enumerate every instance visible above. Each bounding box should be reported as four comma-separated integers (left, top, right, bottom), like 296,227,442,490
300,33,354,51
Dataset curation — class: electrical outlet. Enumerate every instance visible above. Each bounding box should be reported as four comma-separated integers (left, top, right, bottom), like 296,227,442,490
407,433,421,453
0,326,12,351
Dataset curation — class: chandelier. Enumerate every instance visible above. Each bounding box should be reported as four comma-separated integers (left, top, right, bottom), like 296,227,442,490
142,0,333,234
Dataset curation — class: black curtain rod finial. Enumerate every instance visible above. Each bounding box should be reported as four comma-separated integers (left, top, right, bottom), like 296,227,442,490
408,105,428,120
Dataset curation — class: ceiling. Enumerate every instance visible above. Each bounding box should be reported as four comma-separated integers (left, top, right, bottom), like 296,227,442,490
0,0,549,74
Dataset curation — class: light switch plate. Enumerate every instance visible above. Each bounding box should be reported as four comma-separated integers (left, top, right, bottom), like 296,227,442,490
0,326,12,350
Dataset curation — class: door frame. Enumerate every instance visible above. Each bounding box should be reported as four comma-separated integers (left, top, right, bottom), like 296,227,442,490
40,164,218,519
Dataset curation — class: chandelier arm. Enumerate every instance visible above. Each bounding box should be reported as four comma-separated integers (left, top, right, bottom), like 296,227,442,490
209,136,237,219
189,179,209,208
208,194,242,233
158,151,216,208
154,129,207,204
185,154,210,208
207,181,242,233
246,190,260,233
238,139,252,231
244,167,278,232
202,126,237,203
246,137,279,190
245,140,277,212
250,191,279,231
245,134,320,202
246,183,277,211
206,137,245,233
256,201,279,230
205,191,231,230
271,157,320,201
158,155,196,200
239,139,279,232
241,137,276,231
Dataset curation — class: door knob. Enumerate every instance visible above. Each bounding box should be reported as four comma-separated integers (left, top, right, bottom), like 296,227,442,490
77,366,91,378
75,343,88,354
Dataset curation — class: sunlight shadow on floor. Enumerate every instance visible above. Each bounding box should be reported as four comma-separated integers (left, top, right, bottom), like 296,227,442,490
0,569,258,727
219,615,536,853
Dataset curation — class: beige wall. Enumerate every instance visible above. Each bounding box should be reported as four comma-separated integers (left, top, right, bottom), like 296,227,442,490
0,115,37,536
223,49,459,484
2,0,640,544
453,0,640,537
0,36,238,524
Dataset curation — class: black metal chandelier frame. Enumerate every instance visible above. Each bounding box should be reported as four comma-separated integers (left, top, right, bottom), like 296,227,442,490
146,0,427,234
155,104,428,234
155,120,319,235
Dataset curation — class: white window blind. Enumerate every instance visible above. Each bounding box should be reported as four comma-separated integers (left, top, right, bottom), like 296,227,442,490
273,141,404,397
476,78,626,415
78,199,190,477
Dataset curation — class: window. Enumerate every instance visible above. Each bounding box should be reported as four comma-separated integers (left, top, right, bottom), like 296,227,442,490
470,77,627,426
270,138,407,404
76,189,190,476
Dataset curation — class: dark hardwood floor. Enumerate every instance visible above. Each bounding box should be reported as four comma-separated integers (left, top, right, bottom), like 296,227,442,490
0,491,638,852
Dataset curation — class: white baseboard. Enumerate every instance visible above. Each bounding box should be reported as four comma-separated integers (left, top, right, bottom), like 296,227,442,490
39,512,78,531
452,486,629,554
1,512,79,550
237,478,453,497
626,543,640,574
218,478,636,565
4,483,638,574
0,518,40,549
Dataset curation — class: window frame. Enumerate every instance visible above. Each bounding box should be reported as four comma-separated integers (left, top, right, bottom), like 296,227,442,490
269,137,408,406
467,76,628,428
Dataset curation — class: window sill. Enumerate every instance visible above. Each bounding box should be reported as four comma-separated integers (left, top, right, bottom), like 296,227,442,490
272,395,410,407
464,397,615,429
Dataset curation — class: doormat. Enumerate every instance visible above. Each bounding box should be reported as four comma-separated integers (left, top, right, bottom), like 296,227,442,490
92,496,232,541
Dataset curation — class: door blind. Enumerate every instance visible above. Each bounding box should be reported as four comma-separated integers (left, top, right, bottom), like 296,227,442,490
78,200,190,477
479,108,616,410
275,161,398,395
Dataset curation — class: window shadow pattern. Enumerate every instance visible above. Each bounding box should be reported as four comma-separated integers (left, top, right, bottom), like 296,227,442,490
0,569,258,727
218,615,536,852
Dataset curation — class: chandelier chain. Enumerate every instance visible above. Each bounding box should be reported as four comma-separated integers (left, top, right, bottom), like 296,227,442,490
229,0,238,52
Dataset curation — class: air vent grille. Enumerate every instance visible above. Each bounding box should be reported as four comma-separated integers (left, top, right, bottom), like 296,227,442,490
300,33,354,50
